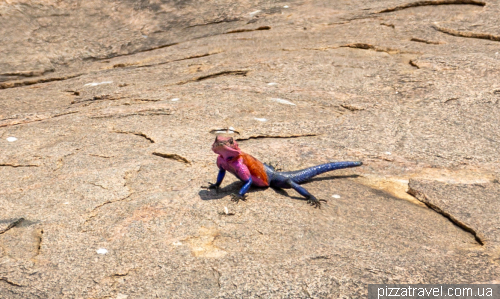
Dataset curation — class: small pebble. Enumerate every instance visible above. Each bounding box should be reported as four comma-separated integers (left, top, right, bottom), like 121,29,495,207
254,118,267,122
271,98,296,106
249,10,261,16
84,81,113,87
267,82,278,86
6,137,17,142
172,241,182,246
171,98,180,101
224,207,229,215
64,202,70,205
96,248,108,255
283,5,289,8
385,152,392,155
332,194,341,199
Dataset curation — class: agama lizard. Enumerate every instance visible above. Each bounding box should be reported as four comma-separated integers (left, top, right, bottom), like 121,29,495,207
204,136,362,208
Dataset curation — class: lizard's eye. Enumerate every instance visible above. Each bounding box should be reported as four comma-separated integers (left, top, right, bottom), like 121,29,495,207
228,138,234,144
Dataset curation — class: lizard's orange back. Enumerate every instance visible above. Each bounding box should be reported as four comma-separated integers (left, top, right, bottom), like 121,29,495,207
241,153,269,187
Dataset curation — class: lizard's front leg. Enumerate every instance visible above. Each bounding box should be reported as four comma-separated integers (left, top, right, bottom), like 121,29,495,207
203,169,226,193
231,177,252,203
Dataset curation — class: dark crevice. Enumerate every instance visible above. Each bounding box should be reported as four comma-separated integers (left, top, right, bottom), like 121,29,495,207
83,43,179,62
0,164,39,167
113,131,155,143
236,134,319,141
0,73,82,90
175,70,249,85
0,111,78,128
114,51,222,69
378,0,485,13
152,152,191,164
1,69,55,77
407,187,484,245
409,60,420,69
0,218,24,234
340,43,415,54
433,25,500,42
410,37,443,44
86,193,134,219
35,229,43,257
225,26,271,34
71,94,116,105
0,278,24,287
187,18,240,28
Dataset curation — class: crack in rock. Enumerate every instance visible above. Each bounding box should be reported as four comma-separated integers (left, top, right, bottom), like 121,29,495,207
410,37,443,44
175,70,249,85
152,152,191,164
85,193,134,224
432,24,500,42
0,111,78,128
0,73,82,90
187,18,240,28
340,43,417,54
1,68,55,78
0,277,24,287
377,0,485,13
113,130,155,143
35,229,43,257
113,51,223,69
407,186,485,245
0,163,39,167
0,218,24,234
225,25,271,34
236,133,319,141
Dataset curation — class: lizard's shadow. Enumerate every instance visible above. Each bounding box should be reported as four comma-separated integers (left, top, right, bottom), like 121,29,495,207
199,174,359,201
199,181,264,201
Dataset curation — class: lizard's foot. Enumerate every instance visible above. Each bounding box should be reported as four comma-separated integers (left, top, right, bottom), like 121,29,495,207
231,193,247,203
307,196,327,208
202,182,220,193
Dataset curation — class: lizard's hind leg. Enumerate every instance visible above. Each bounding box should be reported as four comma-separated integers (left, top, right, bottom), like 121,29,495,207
271,174,326,208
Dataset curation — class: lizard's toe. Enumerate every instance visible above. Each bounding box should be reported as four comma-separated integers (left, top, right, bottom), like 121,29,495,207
307,197,326,208
231,193,247,203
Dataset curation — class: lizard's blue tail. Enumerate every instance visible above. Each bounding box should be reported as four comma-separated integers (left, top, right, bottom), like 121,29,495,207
278,161,362,184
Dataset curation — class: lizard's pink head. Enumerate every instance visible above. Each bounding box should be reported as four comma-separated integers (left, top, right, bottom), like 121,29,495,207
212,136,241,157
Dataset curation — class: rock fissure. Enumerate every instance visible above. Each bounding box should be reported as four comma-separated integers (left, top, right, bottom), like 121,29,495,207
378,0,485,13
152,152,191,164
407,187,485,245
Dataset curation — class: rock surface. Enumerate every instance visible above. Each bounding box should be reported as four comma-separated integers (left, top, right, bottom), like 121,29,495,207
1,0,499,298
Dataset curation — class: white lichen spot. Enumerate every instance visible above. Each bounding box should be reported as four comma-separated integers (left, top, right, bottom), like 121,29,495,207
283,5,289,8
116,294,129,299
96,248,108,255
271,98,296,106
267,82,278,86
385,152,392,155
84,81,113,87
254,118,267,122
171,98,180,101
332,194,341,199
173,241,183,246
6,137,17,142
64,202,70,205
249,10,261,16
